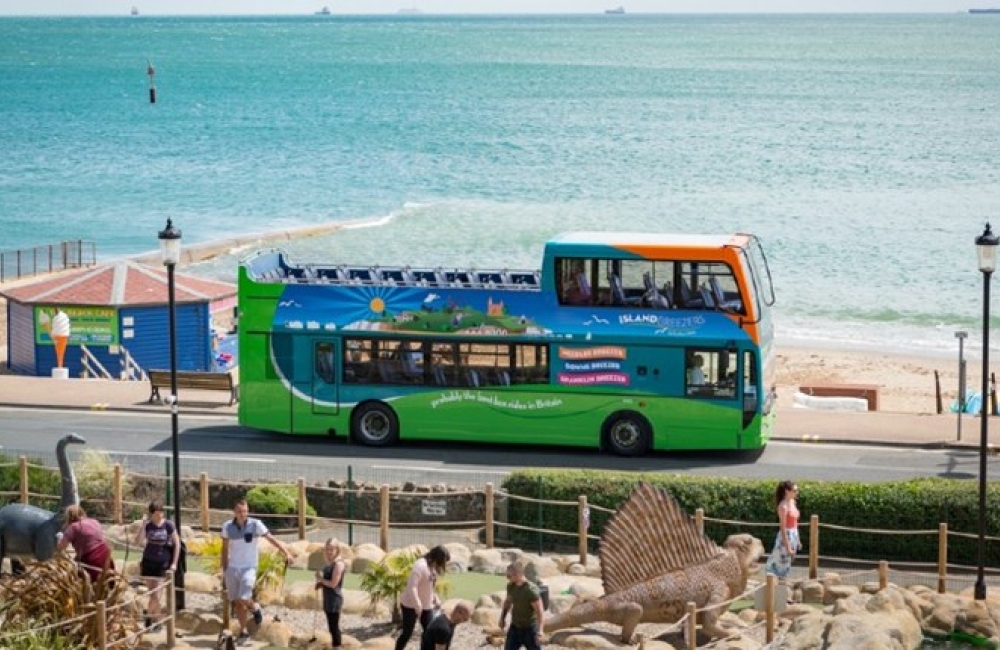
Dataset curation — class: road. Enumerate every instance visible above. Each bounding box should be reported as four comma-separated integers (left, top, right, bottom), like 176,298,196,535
0,407,993,487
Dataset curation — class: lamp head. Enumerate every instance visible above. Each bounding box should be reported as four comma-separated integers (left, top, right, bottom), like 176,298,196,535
158,218,183,266
976,222,999,274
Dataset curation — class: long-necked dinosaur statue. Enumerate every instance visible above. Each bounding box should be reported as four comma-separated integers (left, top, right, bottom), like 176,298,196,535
0,433,86,571
546,483,765,642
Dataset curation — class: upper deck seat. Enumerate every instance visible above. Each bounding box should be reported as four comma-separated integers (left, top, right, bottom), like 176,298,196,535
609,273,641,306
709,277,744,313
679,278,705,309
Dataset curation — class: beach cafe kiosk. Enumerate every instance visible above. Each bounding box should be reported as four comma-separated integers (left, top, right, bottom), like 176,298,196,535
1,260,236,379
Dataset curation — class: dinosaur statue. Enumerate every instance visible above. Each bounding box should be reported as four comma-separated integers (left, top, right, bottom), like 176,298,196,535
546,483,764,643
0,433,86,571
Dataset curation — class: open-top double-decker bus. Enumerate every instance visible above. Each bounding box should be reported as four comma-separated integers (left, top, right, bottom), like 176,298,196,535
237,232,776,455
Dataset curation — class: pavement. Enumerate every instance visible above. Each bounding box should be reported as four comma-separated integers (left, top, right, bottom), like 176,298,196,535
1,373,997,450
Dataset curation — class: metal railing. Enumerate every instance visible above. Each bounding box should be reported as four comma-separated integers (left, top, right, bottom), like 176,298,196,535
0,240,97,283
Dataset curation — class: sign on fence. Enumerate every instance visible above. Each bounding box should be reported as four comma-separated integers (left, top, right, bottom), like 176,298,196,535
421,499,447,516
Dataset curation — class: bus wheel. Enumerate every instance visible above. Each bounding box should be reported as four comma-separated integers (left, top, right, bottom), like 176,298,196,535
603,412,651,457
351,402,399,447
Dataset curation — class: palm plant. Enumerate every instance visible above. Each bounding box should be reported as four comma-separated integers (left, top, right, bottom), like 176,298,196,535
359,550,451,624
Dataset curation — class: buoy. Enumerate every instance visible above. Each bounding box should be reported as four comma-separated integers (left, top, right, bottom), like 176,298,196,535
147,61,156,104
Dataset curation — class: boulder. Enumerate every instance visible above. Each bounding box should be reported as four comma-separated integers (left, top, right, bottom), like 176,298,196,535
283,580,320,609
361,637,397,650
472,605,500,627
351,543,386,573
471,549,504,574
257,619,293,647
523,556,561,582
182,571,220,594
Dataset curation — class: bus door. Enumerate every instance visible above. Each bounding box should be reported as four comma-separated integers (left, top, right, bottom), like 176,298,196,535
290,339,339,430
681,348,742,448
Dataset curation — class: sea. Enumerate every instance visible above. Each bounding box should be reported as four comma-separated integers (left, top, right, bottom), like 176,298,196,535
2,13,1000,359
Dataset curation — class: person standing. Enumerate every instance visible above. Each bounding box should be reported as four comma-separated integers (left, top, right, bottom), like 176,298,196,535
221,498,292,646
420,603,471,650
499,561,544,650
395,545,450,650
57,504,113,585
764,480,801,579
135,501,181,629
315,538,347,650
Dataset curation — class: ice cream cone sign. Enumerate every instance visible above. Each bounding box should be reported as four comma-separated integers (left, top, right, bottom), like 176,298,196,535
51,309,71,369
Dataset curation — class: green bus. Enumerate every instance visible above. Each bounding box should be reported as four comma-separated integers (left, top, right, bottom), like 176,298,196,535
237,232,776,455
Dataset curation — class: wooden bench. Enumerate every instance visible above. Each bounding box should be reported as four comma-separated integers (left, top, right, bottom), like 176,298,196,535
148,370,239,406
798,383,879,411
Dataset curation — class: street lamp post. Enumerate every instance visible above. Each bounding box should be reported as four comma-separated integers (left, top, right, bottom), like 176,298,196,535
975,222,998,601
158,218,185,610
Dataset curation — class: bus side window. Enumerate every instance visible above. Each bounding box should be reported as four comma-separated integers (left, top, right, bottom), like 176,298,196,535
315,343,335,384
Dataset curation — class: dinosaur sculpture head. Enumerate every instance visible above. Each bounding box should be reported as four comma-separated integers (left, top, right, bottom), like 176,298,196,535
63,433,87,446
723,533,765,576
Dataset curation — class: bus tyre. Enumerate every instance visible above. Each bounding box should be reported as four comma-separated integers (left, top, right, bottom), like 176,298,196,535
603,412,651,457
351,402,399,447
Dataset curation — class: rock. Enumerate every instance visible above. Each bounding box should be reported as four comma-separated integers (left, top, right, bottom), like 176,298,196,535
351,543,386,573
257,619,293,647
477,593,502,608
342,589,376,615
182,571,219,594
284,580,321,609
555,630,621,649
444,542,472,567
823,584,859,605
361,636,397,650
472,605,500,627
548,593,579,615
194,613,225,636
174,610,202,633
523,556,561,582
800,579,824,604
387,544,427,562
470,549,504,574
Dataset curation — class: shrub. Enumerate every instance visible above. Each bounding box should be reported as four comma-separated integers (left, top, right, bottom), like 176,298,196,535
0,452,62,509
501,470,1000,565
246,484,316,530
74,450,131,520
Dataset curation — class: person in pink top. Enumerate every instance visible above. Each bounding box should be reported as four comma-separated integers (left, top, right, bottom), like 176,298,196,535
57,504,113,584
764,480,801,579
395,545,450,650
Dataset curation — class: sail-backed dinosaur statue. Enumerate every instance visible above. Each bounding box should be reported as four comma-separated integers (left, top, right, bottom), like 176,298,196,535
546,483,764,642
0,433,86,571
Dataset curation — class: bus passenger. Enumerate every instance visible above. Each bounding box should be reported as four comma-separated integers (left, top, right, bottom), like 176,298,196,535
687,355,705,386
561,261,591,305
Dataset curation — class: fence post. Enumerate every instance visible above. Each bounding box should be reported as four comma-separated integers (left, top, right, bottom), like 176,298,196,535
19,456,28,504
200,473,209,533
298,478,307,541
537,476,544,555
878,560,888,590
96,600,107,649
379,484,390,552
484,483,495,549
938,523,948,594
166,569,176,647
809,514,819,580
222,588,231,631
765,574,776,643
694,508,704,537
686,601,697,650
113,463,123,525
578,495,588,565
347,465,354,546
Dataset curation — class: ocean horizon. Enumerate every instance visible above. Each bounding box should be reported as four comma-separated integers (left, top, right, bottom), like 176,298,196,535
2,13,999,357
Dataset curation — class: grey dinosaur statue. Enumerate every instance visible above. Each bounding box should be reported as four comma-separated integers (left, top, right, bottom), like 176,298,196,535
0,433,86,571
546,483,765,642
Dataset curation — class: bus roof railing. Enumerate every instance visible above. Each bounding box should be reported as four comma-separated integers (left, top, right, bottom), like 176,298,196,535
247,254,541,291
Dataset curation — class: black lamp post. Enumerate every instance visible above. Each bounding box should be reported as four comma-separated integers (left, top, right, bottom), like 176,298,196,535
158,218,185,610
975,222,998,601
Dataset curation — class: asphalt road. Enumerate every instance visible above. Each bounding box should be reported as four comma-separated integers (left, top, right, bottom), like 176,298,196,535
0,406,994,487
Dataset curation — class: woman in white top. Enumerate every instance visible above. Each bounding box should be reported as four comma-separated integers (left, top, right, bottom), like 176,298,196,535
395,545,450,650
